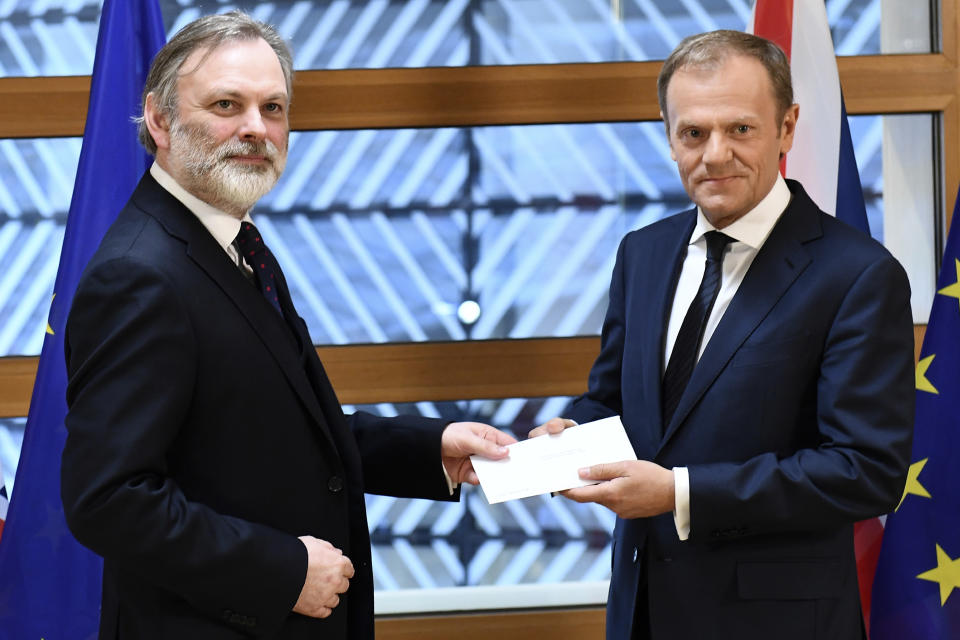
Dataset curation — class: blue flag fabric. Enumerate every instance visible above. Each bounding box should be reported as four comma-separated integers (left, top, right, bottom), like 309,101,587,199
0,1,165,637
835,95,870,235
870,190,960,638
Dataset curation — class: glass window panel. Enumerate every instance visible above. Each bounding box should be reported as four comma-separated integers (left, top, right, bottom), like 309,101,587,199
0,0,931,77
876,113,938,323
257,123,676,345
0,2,100,76
850,115,884,240
0,115,936,354
877,0,933,54
0,136,75,357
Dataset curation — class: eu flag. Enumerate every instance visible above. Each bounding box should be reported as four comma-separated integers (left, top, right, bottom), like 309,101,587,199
870,190,960,638
0,1,165,637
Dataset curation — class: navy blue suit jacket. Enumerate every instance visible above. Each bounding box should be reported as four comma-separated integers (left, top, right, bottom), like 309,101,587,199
62,173,454,639
568,181,914,640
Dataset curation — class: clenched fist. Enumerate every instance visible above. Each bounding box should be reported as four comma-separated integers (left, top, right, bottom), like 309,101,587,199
293,536,355,618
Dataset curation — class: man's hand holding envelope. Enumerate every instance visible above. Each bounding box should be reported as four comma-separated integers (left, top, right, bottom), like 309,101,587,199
526,417,677,519
471,416,673,518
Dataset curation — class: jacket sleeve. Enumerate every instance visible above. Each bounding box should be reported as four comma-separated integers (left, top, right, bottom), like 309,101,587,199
62,256,305,638
350,411,456,501
687,253,915,540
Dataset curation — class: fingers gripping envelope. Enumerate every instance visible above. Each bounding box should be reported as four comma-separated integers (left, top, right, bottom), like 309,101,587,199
470,416,637,504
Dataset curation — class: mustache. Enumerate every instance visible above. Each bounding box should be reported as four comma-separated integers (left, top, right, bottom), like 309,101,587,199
213,139,281,165
170,119,283,171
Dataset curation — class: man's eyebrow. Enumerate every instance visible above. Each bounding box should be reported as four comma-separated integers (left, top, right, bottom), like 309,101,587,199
202,88,289,103
672,118,700,129
673,114,761,128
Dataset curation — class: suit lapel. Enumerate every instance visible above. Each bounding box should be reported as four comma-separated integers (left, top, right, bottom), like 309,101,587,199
132,175,340,452
637,212,696,448
659,186,822,449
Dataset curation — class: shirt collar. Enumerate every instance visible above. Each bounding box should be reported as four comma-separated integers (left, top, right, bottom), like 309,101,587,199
150,162,252,251
690,173,791,249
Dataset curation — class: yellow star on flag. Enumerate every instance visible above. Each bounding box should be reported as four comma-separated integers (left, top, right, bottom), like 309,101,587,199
896,458,931,511
916,355,938,394
917,544,960,606
45,293,56,335
938,258,960,310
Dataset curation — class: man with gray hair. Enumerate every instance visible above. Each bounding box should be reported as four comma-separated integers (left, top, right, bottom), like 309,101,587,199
533,30,914,639
61,11,514,639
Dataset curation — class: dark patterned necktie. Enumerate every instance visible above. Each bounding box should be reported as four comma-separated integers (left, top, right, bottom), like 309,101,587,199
661,230,734,427
234,222,283,316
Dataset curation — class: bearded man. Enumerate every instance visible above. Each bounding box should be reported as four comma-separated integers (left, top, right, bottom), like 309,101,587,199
60,12,514,640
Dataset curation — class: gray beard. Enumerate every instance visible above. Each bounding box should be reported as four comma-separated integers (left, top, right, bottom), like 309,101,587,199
169,120,287,215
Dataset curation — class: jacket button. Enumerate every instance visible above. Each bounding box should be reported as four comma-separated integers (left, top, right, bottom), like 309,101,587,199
328,476,343,493
632,547,639,563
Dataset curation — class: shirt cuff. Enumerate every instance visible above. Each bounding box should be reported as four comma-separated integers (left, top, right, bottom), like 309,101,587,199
442,463,457,496
673,466,690,541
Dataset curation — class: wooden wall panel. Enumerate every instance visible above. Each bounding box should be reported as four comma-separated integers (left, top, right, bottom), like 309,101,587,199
0,358,38,419
0,337,599,418
376,608,605,640
291,63,662,129
0,55,952,138
317,337,597,405
0,75,90,138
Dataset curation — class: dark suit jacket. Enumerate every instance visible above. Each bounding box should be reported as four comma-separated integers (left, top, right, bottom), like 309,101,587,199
62,173,455,640
568,181,914,640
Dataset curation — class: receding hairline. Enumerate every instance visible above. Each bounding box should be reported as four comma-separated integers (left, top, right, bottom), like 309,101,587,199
657,30,794,132
664,54,781,111
173,35,288,96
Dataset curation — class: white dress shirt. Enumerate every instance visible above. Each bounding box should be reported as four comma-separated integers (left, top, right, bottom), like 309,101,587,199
668,175,791,540
149,162,253,269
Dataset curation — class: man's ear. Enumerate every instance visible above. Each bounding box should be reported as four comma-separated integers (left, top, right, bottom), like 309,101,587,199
779,103,800,157
143,93,172,151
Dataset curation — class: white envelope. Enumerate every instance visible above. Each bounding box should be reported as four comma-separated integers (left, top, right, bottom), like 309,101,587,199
470,416,637,504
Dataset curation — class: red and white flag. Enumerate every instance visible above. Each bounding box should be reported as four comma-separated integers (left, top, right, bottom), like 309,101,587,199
749,0,870,228
749,0,879,633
